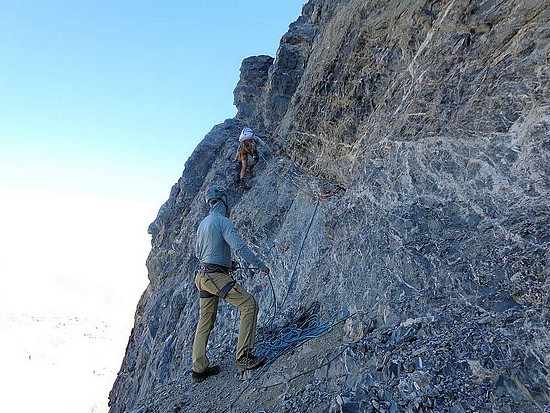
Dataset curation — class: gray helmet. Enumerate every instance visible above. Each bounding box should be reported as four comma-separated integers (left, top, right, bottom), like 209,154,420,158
204,184,227,204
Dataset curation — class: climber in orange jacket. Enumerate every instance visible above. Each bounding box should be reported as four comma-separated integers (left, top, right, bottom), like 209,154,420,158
233,127,274,190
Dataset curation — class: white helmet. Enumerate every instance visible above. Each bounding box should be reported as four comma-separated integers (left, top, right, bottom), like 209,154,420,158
239,127,254,141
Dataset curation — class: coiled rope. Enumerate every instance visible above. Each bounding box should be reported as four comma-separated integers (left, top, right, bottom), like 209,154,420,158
225,309,352,412
255,311,349,361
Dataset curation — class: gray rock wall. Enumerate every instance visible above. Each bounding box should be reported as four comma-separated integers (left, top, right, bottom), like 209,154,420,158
109,1,549,412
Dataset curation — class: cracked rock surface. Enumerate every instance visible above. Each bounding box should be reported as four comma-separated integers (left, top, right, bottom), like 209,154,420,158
109,1,549,412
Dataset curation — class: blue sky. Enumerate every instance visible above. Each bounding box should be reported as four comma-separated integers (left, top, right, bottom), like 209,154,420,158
0,0,305,203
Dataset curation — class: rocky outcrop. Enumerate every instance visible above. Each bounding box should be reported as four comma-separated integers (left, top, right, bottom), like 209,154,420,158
109,1,549,412
233,55,274,126
234,7,317,131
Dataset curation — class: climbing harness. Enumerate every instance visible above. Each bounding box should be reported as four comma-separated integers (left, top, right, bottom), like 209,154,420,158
198,263,230,273
196,263,236,299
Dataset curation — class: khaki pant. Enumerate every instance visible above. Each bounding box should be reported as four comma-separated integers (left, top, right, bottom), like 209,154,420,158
192,270,259,373
238,141,259,179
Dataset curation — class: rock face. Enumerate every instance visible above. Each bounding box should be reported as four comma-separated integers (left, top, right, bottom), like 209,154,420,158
109,1,549,412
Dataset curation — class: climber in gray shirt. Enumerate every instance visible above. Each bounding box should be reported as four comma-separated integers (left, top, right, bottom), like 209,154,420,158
191,184,269,383
195,194,266,271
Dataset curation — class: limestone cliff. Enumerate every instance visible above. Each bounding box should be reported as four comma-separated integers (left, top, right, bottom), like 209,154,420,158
109,1,549,412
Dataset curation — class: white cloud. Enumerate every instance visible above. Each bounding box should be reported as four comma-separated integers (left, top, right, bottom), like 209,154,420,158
0,188,155,413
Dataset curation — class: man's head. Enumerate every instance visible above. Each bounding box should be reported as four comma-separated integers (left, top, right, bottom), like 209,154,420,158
205,184,229,216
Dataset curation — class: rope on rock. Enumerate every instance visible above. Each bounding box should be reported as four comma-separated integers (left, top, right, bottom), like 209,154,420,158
234,152,323,326
232,266,278,329
222,151,351,410
281,196,320,307
265,270,277,328
258,152,324,308
259,152,314,197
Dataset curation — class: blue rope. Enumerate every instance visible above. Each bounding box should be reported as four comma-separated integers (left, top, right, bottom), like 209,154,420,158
255,310,350,363
259,152,312,196
225,310,351,412
265,271,277,329
281,197,320,307
232,266,278,328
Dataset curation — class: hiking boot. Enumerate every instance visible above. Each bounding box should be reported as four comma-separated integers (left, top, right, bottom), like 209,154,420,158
237,354,266,370
192,365,221,384
238,179,251,190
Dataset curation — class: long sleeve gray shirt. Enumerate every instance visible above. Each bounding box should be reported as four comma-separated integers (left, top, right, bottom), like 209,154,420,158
195,201,266,269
